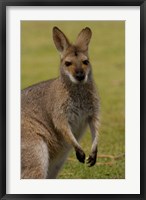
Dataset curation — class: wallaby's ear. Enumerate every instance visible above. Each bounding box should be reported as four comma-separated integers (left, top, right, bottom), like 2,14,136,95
53,27,70,53
75,27,92,52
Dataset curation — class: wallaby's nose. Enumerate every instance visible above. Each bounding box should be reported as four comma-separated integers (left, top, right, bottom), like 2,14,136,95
75,70,85,81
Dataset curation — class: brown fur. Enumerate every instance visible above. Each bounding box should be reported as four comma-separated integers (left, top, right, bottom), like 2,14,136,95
21,27,100,179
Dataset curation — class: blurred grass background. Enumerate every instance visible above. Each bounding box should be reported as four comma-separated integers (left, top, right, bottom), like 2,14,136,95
21,21,125,179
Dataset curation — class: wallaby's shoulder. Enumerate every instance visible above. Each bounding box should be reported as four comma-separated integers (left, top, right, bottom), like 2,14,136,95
21,78,59,115
22,78,56,97
21,77,70,115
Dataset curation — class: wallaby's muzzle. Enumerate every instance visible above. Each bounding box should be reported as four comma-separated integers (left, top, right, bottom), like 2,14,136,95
75,70,85,82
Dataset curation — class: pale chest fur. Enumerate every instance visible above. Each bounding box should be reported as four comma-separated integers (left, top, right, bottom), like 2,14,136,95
66,87,95,139
67,105,88,139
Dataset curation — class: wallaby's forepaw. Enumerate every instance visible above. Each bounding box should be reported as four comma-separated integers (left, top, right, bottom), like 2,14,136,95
86,149,97,167
76,148,86,163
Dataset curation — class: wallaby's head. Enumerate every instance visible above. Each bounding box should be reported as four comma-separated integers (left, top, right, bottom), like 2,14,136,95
53,27,92,84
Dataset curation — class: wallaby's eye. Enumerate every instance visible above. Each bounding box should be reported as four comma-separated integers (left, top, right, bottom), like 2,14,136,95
82,60,89,65
65,61,72,67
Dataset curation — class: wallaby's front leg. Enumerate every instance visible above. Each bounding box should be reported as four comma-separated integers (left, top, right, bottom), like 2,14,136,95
66,128,86,163
65,127,86,163
55,120,85,163
87,117,99,167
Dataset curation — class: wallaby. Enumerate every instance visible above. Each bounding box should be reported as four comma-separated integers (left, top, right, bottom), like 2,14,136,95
21,27,100,179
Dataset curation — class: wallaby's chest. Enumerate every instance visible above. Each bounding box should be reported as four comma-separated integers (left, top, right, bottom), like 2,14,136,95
68,112,87,139
67,92,94,138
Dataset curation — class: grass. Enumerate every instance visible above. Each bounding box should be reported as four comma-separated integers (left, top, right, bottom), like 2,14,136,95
21,21,125,179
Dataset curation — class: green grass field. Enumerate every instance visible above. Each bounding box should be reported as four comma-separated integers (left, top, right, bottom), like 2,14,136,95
21,21,125,179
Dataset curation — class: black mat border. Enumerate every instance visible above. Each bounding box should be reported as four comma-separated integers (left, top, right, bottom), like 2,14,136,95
0,1,145,199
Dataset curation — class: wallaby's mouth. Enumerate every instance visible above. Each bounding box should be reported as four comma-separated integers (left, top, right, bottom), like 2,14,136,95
74,69,85,82
75,74,85,82
65,70,87,84
75,74,88,84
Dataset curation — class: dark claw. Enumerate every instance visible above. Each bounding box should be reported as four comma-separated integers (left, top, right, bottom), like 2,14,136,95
87,155,97,167
86,148,97,167
76,148,86,163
